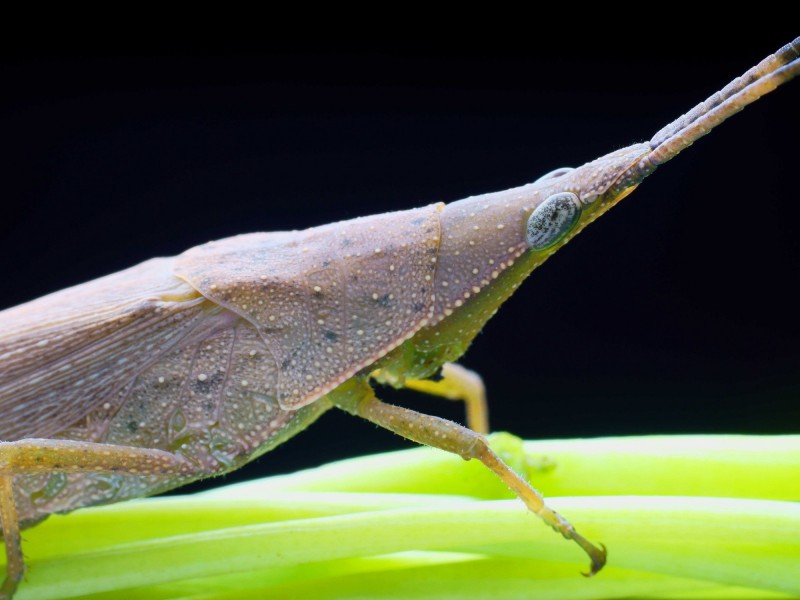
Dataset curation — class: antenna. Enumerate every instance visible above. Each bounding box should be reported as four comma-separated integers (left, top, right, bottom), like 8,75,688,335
646,38,799,167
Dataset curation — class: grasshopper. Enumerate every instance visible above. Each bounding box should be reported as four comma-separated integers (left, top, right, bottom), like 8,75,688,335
0,38,798,598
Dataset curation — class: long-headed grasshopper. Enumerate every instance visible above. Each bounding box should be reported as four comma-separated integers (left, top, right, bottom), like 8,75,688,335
0,38,798,598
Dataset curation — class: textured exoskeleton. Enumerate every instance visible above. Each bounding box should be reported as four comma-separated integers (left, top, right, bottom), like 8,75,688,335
0,37,798,599
1,206,442,523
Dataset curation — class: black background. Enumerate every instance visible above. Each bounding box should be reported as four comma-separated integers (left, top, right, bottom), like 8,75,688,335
2,32,798,488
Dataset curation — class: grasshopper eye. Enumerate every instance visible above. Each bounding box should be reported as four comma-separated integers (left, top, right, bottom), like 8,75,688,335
526,192,582,250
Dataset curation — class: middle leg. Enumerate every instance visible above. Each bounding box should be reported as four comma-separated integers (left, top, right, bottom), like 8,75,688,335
372,363,489,434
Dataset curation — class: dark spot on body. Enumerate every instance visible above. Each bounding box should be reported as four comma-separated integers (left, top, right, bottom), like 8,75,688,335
324,330,339,342
127,421,138,433
280,348,301,371
376,294,391,307
341,238,352,247
410,217,424,226
413,302,425,312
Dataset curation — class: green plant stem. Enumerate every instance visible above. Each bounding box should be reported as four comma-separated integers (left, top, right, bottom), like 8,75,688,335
4,435,798,600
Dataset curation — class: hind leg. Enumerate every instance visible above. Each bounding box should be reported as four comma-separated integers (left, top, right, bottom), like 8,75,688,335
0,439,199,598
0,474,23,600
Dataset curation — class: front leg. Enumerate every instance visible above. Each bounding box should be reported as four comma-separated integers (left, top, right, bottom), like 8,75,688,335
0,439,198,599
330,381,607,576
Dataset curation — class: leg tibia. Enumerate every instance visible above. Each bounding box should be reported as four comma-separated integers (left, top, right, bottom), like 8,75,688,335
472,440,607,575
331,384,606,575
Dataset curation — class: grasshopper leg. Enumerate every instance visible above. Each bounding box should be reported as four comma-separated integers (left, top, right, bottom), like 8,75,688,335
0,475,23,600
330,382,607,576
392,363,489,434
0,439,198,598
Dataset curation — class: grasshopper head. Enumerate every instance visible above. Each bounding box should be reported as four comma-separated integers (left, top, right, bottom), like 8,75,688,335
523,35,800,258
426,38,799,338
521,143,653,255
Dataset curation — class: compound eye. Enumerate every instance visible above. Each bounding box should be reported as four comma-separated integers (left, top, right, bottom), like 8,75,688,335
526,192,582,250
